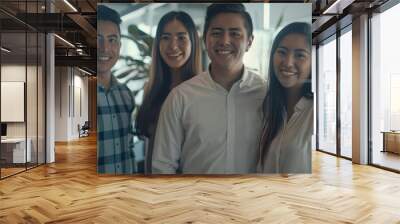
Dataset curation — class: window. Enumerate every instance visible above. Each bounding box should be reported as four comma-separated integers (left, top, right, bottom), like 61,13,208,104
339,27,352,158
371,2,400,171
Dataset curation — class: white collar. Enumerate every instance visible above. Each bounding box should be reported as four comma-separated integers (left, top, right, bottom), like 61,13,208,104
205,66,252,90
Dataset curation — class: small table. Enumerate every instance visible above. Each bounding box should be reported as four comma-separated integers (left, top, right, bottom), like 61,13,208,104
381,131,400,154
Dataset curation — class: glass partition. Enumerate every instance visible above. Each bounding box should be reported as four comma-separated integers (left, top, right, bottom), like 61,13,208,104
0,0,46,179
317,35,337,155
1,31,27,178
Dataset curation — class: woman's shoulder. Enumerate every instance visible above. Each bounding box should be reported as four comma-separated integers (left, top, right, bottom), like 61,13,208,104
304,97,314,111
297,96,313,110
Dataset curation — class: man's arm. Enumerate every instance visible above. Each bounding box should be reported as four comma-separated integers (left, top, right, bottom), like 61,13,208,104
152,89,184,174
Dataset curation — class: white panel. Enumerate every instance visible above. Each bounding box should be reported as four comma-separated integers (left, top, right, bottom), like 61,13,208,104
1,82,25,122
75,87,81,118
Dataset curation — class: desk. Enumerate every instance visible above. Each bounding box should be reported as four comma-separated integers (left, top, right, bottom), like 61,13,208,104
1,138,31,163
382,131,400,154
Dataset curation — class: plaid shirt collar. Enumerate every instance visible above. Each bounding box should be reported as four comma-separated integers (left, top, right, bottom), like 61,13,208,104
98,75,121,92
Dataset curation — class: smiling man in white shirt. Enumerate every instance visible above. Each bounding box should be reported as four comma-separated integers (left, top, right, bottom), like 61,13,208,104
152,3,266,174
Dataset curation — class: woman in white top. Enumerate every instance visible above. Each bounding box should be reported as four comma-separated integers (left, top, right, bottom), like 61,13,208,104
135,11,202,173
259,22,313,173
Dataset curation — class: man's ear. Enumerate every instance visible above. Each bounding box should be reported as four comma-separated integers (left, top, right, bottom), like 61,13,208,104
246,35,254,52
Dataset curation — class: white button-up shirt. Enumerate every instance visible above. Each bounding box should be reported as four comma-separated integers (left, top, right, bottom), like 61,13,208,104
152,68,266,174
260,97,313,173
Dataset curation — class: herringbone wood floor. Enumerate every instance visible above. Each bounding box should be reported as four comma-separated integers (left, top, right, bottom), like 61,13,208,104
1,135,400,223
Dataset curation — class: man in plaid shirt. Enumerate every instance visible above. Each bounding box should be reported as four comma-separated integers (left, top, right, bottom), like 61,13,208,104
97,5,136,174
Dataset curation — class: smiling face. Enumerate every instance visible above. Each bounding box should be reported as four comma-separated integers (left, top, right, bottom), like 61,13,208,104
273,33,311,90
97,20,121,76
205,13,253,72
159,19,192,71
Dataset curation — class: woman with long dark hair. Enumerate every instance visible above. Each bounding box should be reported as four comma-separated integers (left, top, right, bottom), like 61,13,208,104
259,22,313,173
135,11,202,173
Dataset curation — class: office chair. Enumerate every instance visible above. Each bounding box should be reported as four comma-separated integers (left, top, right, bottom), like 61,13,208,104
79,121,90,138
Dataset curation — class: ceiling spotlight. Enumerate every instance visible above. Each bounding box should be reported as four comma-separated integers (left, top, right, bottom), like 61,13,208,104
78,67,92,76
322,0,348,15
63,0,78,12
1,47,11,53
54,34,75,48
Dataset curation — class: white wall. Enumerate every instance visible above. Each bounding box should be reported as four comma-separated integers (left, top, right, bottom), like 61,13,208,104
71,72,89,138
55,67,89,141
55,66,68,141
1,82,25,122
1,65,26,81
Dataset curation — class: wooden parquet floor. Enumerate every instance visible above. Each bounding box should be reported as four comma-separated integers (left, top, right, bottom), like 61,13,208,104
1,135,400,223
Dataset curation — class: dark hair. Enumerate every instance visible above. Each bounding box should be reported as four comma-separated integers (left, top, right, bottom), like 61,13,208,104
97,5,121,34
203,3,253,39
260,22,312,167
135,11,201,138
